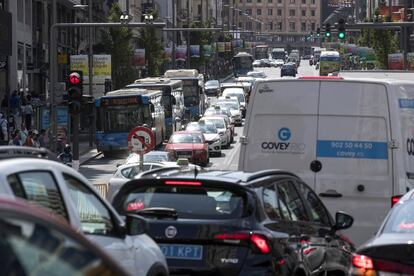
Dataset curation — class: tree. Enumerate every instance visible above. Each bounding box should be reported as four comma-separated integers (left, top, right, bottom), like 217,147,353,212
100,3,136,89
189,21,215,70
137,11,165,77
357,11,398,69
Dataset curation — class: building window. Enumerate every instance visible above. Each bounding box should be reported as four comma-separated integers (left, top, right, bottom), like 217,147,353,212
289,9,295,16
257,8,261,15
277,0,281,2
247,0,252,2
247,21,252,30
301,22,306,31
268,22,273,30
277,22,282,30
290,0,295,3
302,0,306,3
277,9,282,16
301,9,306,16
311,22,315,30
246,9,252,15
257,22,262,31
311,10,315,16
289,22,296,31
268,9,273,15
269,0,273,3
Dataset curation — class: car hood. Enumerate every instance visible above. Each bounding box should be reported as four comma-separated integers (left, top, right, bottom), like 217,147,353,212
203,133,220,141
205,86,219,90
166,143,205,150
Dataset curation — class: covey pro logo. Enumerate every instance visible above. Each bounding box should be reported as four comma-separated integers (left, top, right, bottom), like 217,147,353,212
258,84,273,94
261,127,305,154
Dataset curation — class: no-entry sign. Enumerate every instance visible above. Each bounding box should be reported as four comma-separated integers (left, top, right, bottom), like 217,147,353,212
127,126,156,154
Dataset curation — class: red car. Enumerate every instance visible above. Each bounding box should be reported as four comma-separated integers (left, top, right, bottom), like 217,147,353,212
165,131,209,166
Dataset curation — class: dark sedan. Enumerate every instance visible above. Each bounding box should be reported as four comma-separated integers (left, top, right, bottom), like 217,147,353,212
205,80,220,96
281,63,297,77
350,191,414,275
113,169,355,276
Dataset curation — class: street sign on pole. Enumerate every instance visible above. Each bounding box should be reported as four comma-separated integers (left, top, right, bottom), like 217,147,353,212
127,126,156,171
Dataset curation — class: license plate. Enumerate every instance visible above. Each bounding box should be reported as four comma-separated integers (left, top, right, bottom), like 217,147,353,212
178,154,192,158
159,244,203,260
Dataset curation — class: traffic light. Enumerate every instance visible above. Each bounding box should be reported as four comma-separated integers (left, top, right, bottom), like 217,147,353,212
337,19,346,40
316,27,320,37
325,23,331,38
66,71,83,102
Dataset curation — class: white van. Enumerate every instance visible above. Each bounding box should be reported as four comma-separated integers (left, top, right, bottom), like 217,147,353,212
239,77,414,246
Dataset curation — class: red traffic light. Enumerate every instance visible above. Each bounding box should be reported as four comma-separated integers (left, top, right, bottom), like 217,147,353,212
69,72,81,85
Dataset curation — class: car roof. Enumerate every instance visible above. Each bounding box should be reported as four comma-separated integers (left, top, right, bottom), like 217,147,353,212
173,131,203,135
138,169,299,186
201,116,226,121
222,88,244,93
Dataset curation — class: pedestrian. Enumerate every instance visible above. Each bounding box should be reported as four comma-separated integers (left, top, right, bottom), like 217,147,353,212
21,98,33,130
23,130,34,147
32,129,40,148
38,129,48,148
0,112,8,145
10,130,22,146
9,90,20,117
7,114,16,141
58,144,73,165
1,93,9,114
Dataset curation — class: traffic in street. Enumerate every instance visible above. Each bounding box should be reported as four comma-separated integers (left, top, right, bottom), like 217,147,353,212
3,7,414,272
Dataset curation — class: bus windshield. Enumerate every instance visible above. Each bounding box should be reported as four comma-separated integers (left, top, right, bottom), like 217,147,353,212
234,57,253,69
272,51,285,60
320,56,340,62
183,85,200,106
101,105,152,132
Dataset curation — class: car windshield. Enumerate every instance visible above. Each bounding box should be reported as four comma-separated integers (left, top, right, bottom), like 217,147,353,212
118,185,246,219
170,133,203,144
186,123,218,134
201,119,225,129
383,201,414,233
205,80,219,87
225,93,244,103
217,101,239,110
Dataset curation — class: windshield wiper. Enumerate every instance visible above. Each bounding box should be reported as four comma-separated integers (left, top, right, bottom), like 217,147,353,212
131,207,178,220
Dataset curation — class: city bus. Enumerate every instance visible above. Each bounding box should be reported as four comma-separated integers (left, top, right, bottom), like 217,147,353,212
232,52,253,77
164,69,206,120
271,48,286,61
95,88,165,156
125,78,184,138
254,45,269,60
319,51,341,76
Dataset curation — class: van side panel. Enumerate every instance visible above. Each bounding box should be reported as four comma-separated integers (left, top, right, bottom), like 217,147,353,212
240,81,320,188
397,85,414,192
316,81,392,246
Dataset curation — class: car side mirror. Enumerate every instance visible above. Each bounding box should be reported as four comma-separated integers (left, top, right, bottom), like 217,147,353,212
125,214,148,235
333,211,353,231
149,103,155,113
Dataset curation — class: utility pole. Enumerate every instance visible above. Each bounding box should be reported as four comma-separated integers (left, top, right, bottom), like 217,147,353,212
186,0,190,68
88,0,93,148
50,0,57,153
172,0,176,69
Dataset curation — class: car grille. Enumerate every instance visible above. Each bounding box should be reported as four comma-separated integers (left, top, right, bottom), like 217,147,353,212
176,151,192,157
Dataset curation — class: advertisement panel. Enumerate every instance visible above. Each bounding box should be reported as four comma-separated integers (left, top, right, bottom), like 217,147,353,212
388,53,404,70
70,55,89,76
132,49,146,67
164,47,172,62
176,45,187,61
217,42,225,53
225,42,232,52
202,45,212,57
93,55,111,81
190,45,200,57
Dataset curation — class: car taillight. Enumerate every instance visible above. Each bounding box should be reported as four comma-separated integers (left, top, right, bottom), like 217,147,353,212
214,233,270,254
391,195,402,207
164,180,202,186
352,254,374,270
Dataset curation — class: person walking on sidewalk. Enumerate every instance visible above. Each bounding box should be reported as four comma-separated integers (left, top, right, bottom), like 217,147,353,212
38,129,49,148
9,91,20,117
21,97,33,130
1,93,9,114
0,112,8,145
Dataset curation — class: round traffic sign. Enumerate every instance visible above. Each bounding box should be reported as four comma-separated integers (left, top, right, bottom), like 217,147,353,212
127,127,156,154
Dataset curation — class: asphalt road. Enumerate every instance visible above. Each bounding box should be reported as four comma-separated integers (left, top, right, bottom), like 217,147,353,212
79,60,318,187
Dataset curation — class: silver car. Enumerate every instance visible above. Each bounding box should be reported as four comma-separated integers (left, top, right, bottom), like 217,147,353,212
0,146,168,276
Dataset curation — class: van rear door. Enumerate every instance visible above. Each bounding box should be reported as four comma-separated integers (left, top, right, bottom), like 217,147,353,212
315,81,392,246
240,80,320,188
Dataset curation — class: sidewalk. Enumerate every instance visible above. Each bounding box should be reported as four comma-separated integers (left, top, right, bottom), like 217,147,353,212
79,142,100,166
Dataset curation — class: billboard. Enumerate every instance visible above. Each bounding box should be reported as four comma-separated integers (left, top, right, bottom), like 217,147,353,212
133,49,146,67
70,55,112,82
388,53,404,70
0,10,12,56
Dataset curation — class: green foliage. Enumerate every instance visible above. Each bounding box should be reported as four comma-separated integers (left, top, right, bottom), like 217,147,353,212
357,29,398,69
101,3,137,89
189,21,215,68
137,11,164,77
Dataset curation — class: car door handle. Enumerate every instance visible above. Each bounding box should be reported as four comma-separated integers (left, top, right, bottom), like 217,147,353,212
319,189,343,198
